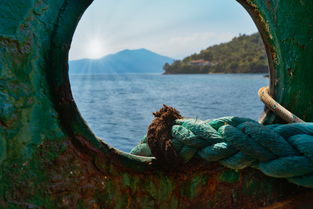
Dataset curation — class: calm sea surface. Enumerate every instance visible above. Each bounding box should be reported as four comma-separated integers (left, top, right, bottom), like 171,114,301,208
70,74,268,152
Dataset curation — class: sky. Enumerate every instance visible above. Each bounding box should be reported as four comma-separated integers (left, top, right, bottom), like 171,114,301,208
69,0,258,60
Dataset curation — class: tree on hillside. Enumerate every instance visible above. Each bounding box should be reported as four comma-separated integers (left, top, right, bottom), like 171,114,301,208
163,33,268,74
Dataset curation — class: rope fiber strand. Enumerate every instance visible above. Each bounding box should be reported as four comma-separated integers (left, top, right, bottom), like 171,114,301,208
131,105,313,188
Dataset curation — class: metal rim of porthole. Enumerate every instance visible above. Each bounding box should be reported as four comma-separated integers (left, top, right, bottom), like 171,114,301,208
46,0,313,172
2,1,313,207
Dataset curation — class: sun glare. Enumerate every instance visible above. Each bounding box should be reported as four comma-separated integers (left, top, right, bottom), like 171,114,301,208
86,39,106,59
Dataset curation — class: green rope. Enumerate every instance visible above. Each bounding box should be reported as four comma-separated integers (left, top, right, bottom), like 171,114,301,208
131,116,313,188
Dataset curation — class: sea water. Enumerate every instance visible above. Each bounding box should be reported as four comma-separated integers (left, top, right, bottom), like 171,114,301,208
70,74,268,152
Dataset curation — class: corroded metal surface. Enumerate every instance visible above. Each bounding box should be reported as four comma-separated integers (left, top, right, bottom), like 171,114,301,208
0,0,313,208
240,0,313,123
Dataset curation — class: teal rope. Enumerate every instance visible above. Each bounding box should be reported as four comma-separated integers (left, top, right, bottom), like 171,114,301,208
130,117,313,188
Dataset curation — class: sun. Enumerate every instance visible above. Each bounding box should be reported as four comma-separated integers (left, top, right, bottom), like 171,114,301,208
86,39,106,59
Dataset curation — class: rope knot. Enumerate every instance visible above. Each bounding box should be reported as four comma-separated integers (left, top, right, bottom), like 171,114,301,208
131,105,313,188
147,105,183,166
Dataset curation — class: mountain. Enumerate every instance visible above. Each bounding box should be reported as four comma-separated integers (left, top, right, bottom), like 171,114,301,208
163,33,268,74
69,48,174,74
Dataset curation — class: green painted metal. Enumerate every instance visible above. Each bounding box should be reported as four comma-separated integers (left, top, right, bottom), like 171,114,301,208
0,0,312,208
239,0,313,123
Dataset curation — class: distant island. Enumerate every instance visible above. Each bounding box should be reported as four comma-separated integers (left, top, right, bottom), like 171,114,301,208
69,48,174,74
69,33,268,75
163,33,268,74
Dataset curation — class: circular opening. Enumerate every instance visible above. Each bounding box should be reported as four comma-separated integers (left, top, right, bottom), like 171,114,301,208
69,0,269,153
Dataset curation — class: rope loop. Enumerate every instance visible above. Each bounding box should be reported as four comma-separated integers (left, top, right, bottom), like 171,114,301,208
258,86,304,123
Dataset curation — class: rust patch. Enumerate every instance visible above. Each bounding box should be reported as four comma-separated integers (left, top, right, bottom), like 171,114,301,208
0,120,8,127
45,136,313,209
260,191,313,209
266,0,272,10
287,68,294,77
48,143,105,208
71,135,105,159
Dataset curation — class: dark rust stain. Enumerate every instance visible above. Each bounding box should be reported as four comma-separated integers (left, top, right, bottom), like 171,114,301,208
55,82,74,104
0,119,8,127
71,135,104,159
287,68,294,77
266,0,272,10
260,191,313,209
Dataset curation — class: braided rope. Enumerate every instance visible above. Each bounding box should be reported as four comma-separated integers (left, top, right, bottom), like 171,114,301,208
131,116,313,188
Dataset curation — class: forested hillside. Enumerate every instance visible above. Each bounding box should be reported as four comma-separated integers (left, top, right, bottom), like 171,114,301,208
163,33,268,74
